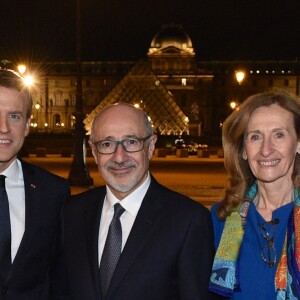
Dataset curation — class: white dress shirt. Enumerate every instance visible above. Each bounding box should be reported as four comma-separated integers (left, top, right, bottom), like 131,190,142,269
1,159,25,262
98,172,151,266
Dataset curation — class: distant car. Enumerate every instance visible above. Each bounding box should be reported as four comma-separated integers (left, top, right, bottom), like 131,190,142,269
186,142,208,154
174,138,208,155
198,143,208,150
175,138,185,149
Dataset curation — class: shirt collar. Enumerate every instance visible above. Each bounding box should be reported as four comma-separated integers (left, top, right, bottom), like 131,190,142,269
1,159,22,182
104,172,151,217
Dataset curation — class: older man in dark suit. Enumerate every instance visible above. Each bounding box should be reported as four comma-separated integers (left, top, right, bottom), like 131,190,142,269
64,102,216,299
0,68,70,299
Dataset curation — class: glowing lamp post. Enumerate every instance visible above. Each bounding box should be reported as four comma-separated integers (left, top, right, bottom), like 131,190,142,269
230,101,238,110
235,71,245,84
23,75,34,87
17,65,35,88
34,103,41,131
235,70,245,105
17,64,26,75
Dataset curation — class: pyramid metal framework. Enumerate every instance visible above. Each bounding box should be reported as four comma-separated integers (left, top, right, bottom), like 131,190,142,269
84,60,189,135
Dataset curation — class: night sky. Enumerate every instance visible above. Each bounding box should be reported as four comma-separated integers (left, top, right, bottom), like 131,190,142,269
1,0,300,63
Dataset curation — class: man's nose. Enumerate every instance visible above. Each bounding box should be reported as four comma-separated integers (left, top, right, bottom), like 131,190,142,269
0,116,9,134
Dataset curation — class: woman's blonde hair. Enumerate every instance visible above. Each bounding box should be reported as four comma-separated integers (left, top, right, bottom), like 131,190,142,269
217,88,300,220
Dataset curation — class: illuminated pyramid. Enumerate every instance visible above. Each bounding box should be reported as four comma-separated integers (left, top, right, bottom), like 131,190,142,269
84,60,189,135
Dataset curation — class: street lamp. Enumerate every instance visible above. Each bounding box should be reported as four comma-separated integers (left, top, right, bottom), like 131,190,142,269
235,70,245,105
235,70,245,84
35,103,41,129
229,101,238,110
17,64,35,87
23,75,34,87
17,64,26,75
68,0,93,186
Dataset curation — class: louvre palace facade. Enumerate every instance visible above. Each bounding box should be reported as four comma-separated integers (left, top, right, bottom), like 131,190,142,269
18,24,300,142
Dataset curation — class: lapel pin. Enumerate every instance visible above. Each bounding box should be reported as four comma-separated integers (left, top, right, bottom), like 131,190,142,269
31,184,36,189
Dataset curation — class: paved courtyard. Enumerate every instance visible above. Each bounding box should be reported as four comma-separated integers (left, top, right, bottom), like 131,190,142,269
23,155,227,208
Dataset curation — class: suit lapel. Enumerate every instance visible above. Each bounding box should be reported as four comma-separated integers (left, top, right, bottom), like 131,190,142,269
85,188,106,298
106,178,165,298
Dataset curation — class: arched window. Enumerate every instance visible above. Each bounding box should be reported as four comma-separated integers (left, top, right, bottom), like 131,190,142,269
69,114,76,129
54,90,63,106
54,114,61,127
69,91,76,106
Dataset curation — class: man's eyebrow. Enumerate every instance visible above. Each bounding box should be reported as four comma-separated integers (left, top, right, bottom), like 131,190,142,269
101,136,115,140
102,135,138,140
8,111,25,116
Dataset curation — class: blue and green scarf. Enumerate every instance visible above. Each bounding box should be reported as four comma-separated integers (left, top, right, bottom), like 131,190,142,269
209,182,300,299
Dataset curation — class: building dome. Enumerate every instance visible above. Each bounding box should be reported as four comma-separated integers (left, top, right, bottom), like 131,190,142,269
149,24,194,53
148,24,195,56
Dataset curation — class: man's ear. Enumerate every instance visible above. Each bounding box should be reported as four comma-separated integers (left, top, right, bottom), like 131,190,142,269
25,119,30,136
148,135,157,159
88,140,99,165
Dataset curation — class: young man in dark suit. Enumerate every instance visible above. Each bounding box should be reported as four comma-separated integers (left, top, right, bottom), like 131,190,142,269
64,102,216,299
0,68,70,299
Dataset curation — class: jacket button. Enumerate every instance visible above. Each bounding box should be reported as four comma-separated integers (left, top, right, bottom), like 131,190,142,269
2,288,8,294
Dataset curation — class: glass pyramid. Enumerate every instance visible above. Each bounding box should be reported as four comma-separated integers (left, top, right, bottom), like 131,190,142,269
84,60,189,135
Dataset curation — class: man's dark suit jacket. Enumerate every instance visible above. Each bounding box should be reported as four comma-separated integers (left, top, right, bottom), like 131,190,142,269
0,159,70,300
64,175,215,300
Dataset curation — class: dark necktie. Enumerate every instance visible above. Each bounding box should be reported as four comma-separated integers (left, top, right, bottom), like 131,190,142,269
0,175,11,279
99,203,125,298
